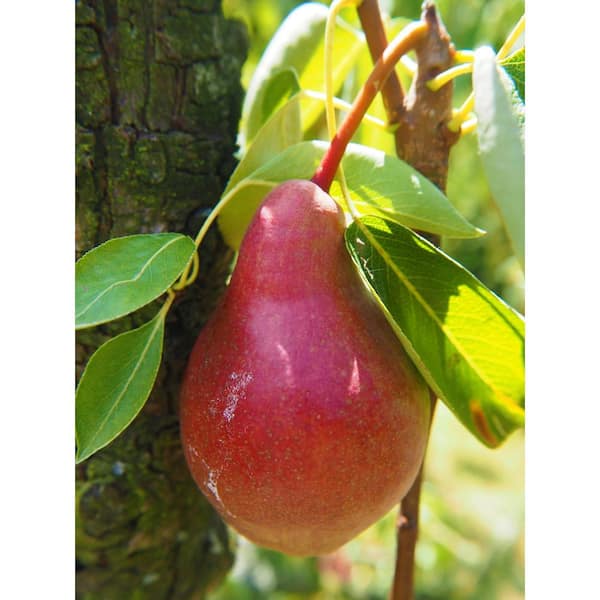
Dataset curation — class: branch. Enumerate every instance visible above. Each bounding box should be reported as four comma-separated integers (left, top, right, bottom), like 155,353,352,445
395,1,458,192
356,0,405,124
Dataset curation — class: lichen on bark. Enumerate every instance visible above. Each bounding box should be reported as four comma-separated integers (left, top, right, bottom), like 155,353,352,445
75,1,247,597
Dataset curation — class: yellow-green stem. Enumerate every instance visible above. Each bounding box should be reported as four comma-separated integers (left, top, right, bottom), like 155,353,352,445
448,93,474,132
436,14,524,133
453,49,474,62
301,90,386,128
497,15,525,60
427,62,473,91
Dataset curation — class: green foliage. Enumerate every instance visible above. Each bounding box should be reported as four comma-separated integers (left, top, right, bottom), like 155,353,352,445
444,133,524,315
76,309,166,463
259,68,301,124
474,47,525,268
76,233,195,329
433,0,524,49
219,138,480,249
331,145,481,239
75,233,195,462
226,89,304,190
346,216,524,448
240,2,363,147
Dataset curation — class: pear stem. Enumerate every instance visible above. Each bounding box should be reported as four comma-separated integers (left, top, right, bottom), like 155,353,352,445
311,20,428,192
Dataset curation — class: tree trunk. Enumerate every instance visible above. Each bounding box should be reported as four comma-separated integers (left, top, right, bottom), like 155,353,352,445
75,1,247,597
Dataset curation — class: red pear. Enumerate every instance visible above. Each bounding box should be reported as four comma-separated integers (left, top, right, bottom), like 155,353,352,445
180,179,430,556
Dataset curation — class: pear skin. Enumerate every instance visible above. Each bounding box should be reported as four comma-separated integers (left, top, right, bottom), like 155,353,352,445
180,179,430,556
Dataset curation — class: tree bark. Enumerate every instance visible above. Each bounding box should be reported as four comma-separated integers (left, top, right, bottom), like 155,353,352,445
75,1,247,598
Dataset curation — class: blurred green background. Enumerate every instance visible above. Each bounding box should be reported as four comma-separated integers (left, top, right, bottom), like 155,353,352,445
213,1,525,598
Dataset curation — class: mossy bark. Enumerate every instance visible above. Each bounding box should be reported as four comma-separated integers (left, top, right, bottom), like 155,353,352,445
76,1,247,598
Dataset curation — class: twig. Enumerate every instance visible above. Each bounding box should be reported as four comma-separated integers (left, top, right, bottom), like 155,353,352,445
395,1,458,192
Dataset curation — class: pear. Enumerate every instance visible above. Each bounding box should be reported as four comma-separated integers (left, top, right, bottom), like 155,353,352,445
180,179,431,556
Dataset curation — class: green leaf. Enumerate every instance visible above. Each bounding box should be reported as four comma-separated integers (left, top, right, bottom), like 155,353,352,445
75,309,166,463
241,2,363,147
260,68,301,125
332,144,483,239
346,215,525,448
473,47,525,268
225,93,304,194
76,233,195,329
219,140,481,250
219,181,280,250
218,141,324,249
500,47,525,102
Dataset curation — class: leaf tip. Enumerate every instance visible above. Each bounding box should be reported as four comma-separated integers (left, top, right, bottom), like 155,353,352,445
452,224,487,239
75,449,89,464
